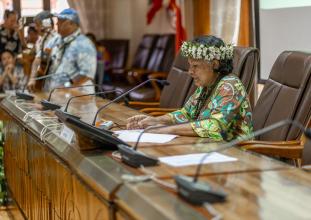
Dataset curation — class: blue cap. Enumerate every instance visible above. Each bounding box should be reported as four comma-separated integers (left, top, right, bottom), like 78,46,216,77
55,8,80,25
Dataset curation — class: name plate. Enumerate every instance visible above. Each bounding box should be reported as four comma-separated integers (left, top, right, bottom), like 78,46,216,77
60,125,75,144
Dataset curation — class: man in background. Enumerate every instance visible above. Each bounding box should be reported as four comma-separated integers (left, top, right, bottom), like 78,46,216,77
42,8,96,91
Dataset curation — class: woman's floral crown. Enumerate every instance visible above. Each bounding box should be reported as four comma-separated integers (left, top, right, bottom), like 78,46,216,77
180,41,234,61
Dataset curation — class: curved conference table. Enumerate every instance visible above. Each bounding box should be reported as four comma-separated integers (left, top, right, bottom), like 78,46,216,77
1,90,311,220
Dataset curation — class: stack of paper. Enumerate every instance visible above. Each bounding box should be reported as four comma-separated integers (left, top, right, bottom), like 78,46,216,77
114,130,177,143
159,152,238,167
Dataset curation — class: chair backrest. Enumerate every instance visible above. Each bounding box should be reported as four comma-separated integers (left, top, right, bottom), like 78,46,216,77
184,46,260,102
254,51,311,141
159,51,191,108
131,34,159,69
233,47,259,93
146,34,175,72
94,60,105,90
98,39,129,70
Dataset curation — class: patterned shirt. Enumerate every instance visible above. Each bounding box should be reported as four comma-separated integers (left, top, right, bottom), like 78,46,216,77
0,26,21,55
168,74,253,141
44,29,97,90
0,65,26,92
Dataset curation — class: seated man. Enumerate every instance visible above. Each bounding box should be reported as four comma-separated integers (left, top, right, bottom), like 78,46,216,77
127,35,253,141
0,50,26,92
37,8,96,91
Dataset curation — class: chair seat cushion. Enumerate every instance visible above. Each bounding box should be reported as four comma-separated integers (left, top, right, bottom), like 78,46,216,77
129,88,156,102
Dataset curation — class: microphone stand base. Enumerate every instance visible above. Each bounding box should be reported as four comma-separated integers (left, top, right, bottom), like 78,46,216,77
118,144,159,168
16,92,34,100
174,175,227,205
41,100,62,110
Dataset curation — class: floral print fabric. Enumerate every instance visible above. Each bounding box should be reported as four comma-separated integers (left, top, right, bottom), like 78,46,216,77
169,74,253,141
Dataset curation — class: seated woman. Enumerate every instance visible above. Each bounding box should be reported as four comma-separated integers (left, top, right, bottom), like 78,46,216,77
126,35,253,141
0,50,26,92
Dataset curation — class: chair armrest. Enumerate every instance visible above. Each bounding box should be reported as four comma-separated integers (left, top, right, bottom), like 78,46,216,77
242,144,303,160
238,140,302,146
149,112,168,116
127,101,160,109
128,68,151,78
112,68,127,74
148,71,169,79
140,107,178,114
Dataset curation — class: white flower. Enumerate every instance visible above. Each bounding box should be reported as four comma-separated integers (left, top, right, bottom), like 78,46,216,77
180,41,234,61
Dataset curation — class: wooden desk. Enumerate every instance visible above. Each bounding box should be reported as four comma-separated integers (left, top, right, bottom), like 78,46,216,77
1,92,309,220
116,169,311,220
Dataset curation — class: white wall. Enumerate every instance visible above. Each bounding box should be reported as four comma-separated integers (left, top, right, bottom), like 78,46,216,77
260,6,311,79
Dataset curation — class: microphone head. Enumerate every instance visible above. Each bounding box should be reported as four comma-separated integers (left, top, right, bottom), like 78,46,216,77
15,92,34,100
157,80,170,86
117,144,159,168
40,99,62,110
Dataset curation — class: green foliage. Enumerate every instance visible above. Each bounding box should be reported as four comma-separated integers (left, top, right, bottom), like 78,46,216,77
0,120,7,205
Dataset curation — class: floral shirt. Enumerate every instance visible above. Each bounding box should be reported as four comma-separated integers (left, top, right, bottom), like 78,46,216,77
168,74,253,141
43,29,97,90
0,26,21,55
0,65,26,92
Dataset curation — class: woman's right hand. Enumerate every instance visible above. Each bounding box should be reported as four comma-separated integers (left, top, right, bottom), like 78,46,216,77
126,115,148,129
126,115,162,130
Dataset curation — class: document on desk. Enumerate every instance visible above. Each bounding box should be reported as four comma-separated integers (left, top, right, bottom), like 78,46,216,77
159,152,238,167
114,130,177,143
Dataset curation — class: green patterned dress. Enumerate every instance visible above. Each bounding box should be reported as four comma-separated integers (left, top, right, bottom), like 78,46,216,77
168,74,253,141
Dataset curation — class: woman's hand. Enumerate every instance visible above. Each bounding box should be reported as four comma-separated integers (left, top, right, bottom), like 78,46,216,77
126,115,161,129
126,115,148,129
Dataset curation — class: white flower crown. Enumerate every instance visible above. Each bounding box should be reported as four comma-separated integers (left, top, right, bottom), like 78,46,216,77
180,41,234,61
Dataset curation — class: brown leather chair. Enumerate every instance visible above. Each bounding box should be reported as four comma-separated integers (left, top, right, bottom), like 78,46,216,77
127,51,191,112
110,34,159,81
185,47,259,106
116,34,175,97
240,51,311,166
98,39,129,82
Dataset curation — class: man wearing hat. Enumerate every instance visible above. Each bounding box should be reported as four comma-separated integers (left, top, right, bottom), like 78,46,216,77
40,8,96,91
27,10,59,91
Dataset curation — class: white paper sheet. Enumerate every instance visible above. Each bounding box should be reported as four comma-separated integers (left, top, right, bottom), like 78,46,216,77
159,152,238,167
114,130,177,143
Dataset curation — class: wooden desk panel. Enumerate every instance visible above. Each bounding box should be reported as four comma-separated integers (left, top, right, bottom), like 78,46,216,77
120,145,289,178
3,92,309,220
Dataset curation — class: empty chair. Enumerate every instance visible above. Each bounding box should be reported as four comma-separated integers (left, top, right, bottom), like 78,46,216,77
115,34,175,97
98,39,129,83
126,51,191,112
110,34,159,83
240,51,311,166
128,34,175,84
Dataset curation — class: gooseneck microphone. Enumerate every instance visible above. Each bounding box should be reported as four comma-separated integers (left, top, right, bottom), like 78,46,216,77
91,79,170,126
118,118,226,168
16,74,58,100
64,91,114,112
16,72,71,100
41,84,104,110
175,119,311,205
46,84,103,101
